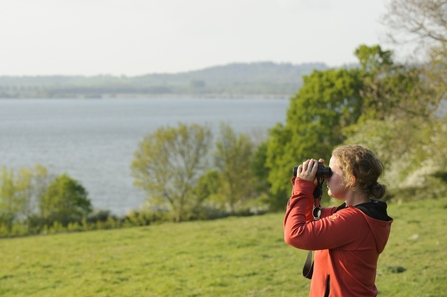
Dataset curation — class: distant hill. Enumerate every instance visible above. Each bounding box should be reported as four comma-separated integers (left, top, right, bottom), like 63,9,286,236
0,62,329,99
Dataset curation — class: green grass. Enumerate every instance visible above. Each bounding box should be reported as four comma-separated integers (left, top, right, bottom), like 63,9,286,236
1,198,446,297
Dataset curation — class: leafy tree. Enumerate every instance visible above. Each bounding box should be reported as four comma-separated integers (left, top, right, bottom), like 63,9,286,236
0,165,53,230
40,173,92,226
344,116,447,201
190,169,222,219
251,142,270,194
351,1,447,200
346,45,439,155
348,43,447,200
355,45,439,121
265,67,364,206
355,44,394,73
131,123,213,222
0,167,21,228
213,123,255,213
192,170,220,204
16,165,51,221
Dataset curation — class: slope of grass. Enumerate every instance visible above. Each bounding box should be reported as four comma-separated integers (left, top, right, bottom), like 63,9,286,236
1,197,446,297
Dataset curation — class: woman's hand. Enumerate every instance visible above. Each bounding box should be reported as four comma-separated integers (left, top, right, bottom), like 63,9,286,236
296,159,318,182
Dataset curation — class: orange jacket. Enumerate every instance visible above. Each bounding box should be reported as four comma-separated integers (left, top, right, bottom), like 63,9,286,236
284,178,393,297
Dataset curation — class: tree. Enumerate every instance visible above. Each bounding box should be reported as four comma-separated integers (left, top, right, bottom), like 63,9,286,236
131,123,212,222
355,45,440,121
190,169,222,219
265,67,364,205
213,123,255,213
347,45,439,154
347,45,446,201
360,0,447,200
251,142,271,195
0,165,53,229
15,165,51,221
40,173,92,226
343,115,447,201
381,0,447,109
191,170,220,205
381,0,447,51
0,167,21,228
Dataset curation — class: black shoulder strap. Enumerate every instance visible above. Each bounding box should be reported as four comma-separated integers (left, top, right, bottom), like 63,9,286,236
302,250,314,279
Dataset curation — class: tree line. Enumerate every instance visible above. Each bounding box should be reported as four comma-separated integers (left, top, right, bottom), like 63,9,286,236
0,166,92,236
0,122,264,236
130,43,446,221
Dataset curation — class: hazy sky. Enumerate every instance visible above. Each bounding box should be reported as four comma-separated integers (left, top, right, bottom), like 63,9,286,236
1,0,391,76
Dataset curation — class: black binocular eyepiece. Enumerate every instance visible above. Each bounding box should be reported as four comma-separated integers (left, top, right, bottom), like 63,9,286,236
293,162,332,178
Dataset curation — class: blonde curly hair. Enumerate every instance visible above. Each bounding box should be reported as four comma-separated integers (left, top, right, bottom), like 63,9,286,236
332,145,387,199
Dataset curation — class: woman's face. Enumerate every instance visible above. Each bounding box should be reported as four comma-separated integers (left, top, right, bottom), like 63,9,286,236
325,156,349,200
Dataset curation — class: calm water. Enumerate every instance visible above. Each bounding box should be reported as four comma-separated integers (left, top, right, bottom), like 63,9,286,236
0,98,290,215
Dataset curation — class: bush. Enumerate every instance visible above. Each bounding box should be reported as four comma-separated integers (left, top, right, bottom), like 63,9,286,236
386,174,447,202
40,173,92,227
87,209,117,223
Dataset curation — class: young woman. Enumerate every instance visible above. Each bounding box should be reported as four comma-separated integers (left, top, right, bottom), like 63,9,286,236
284,145,393,297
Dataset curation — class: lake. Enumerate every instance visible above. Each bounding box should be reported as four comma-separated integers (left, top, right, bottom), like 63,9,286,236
0,98,290,215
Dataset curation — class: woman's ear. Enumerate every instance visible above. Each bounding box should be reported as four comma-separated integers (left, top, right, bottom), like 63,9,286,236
347,175,357,189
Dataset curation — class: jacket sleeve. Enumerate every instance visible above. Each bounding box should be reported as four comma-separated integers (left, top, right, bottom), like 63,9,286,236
321,206,338,218
285,177,315,223
284,178,366,251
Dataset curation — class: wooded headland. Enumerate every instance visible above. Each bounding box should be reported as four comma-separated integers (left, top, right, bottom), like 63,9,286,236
0,62,330,98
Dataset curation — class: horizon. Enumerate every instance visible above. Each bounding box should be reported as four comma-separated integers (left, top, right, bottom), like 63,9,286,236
0,60,334,78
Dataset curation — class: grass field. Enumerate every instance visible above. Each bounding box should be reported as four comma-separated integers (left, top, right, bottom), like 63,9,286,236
1,197,446,297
